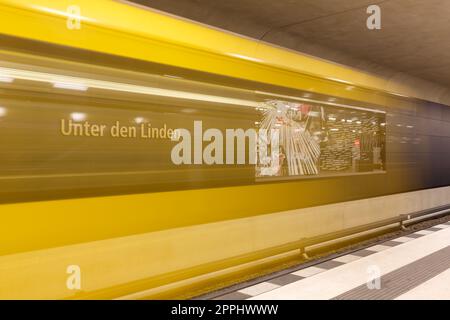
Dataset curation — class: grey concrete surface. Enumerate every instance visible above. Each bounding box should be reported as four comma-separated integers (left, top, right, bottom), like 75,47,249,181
128,0,450,103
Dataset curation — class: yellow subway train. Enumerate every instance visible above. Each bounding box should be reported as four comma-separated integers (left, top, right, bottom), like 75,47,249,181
0,0,449,299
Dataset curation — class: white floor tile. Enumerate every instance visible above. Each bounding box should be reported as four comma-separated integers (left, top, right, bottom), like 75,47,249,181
432,224,448,229
292,266,326,277
238,282,280,296
333,254,361,264
366,244,391,252
393,236,415,243
415,230,434,235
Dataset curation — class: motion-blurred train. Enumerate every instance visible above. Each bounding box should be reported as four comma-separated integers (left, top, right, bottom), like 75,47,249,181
0,0,449,299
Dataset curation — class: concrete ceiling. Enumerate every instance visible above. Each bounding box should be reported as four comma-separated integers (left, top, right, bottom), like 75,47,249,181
128,0,450,88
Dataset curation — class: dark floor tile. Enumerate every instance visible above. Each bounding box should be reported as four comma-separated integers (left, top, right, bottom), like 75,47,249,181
315,260,344,270
405,233,424,238
427,227,442,232
267,274,304,286
352,249,376,257
383,240,403,247
213,292,251,300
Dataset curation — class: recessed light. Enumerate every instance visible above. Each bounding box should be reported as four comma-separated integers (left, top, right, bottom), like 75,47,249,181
0,76,13,83
70,112,86,122
53,82,88,91
163,74,183,80
134,117,145,124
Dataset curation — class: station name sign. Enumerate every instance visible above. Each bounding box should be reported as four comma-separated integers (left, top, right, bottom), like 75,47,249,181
60,119,177,140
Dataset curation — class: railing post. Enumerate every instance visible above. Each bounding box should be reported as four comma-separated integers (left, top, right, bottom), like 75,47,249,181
400,220,407,230
299,246,309,259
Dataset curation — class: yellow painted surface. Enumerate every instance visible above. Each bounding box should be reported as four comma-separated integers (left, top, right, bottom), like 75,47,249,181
0,0,414,103
1,186,448,299
0,178,358,256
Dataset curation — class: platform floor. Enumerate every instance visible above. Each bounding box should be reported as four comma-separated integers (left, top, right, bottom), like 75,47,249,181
212,222,450,300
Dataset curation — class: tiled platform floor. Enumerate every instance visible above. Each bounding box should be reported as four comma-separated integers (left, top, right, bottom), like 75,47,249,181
211,222,450,300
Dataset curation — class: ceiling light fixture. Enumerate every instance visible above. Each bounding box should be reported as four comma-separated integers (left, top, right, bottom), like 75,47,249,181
0,75,13,83
0,106,7,117
0,67,258,108
70,112,87,122
53,82,88,91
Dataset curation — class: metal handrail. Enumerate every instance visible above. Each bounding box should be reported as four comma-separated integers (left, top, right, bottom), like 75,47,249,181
231,203,450,261
400,203,450,220
297,203,450,258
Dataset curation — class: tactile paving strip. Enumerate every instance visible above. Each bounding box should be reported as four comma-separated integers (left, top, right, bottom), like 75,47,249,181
205,223,450,300
333,245,450,300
